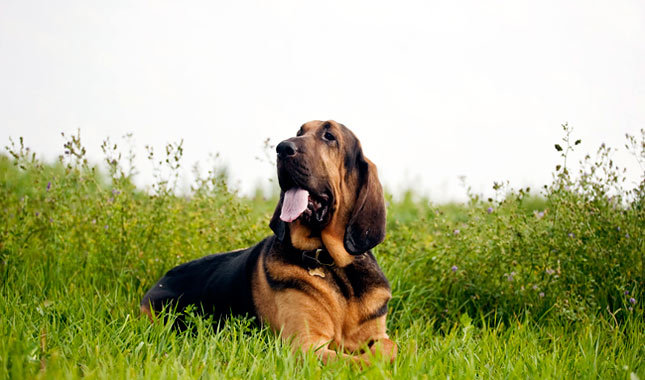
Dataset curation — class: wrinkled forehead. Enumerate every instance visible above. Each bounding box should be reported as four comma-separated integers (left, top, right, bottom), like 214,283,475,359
298,120,355,141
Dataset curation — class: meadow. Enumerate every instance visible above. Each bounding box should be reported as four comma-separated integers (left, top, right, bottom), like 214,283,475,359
1,126,643,379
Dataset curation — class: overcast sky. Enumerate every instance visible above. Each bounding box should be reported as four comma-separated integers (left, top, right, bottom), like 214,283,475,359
2,0,644,201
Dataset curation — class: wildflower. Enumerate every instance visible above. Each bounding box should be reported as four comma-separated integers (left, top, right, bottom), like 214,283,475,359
535,210,545,219
532,285,539,290
453,229,460,235
629,298,636,305
625,290,630,296
35,212,40,216
91,219,96,224
49,218,53,223
451,265,458,272
539,292,545,298
568,232,575,238
47,181,51,191
486,207,493,214
112,189,121,196
616,226,621,231
625,233,630,239
506,271,515,282
104,225,109,230
546,268,555,275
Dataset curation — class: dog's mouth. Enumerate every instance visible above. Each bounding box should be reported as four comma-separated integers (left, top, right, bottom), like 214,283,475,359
280,187,331,225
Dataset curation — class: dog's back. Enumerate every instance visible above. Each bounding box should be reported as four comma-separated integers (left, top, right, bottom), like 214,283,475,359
141,237,270,321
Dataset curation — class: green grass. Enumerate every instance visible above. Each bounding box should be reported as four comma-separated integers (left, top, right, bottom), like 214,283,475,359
1,127,644,379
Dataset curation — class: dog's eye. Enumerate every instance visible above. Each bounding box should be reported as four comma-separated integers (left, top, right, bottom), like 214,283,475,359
323,132,336,141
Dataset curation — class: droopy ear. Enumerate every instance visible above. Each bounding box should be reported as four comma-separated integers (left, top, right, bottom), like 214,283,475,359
269,192,287,242
343,154,386,254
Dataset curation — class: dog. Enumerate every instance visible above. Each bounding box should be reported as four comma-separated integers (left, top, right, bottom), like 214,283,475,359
141,120,396,364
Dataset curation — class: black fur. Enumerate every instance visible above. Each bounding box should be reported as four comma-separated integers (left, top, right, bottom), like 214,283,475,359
141,237,269,321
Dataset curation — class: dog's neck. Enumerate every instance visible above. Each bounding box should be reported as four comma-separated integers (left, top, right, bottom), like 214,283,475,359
288,220,323,250
281,234,356,269
287,220,356,268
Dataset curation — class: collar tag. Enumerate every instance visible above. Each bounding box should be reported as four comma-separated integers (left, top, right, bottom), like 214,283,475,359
308,267,326,278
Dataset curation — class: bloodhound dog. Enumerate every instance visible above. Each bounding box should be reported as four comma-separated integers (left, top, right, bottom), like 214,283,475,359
141,120,396,364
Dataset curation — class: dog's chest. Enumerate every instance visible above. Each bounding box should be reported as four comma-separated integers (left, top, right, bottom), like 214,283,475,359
322,254,390,300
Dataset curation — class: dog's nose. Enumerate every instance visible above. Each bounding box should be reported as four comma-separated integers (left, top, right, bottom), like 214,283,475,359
276,140,297,159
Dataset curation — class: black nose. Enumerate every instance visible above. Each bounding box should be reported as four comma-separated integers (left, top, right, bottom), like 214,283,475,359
276,140,297,159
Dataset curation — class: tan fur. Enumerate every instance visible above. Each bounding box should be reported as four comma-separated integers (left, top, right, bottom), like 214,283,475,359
289,221,323,250
300,120,362,267
252,250,396,364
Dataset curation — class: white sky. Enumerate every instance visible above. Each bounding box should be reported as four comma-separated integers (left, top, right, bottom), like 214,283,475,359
2,0,644,201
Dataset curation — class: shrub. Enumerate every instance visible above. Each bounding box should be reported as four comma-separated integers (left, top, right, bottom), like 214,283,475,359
382,125,644,326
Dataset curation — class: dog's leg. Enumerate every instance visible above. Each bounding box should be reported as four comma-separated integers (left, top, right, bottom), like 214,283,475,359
295,338,371,366
363,338,397,363
270,292,363,365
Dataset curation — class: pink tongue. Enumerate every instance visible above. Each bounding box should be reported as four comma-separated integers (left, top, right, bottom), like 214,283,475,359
280,188,309,222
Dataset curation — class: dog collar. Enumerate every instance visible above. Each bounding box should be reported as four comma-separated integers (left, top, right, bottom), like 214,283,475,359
301,248,335,268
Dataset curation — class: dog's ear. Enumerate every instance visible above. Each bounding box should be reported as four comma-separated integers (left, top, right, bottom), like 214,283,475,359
269,192,287,242
344,153,386,254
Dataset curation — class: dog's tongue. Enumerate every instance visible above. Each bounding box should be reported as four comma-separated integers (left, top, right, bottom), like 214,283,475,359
280,188,309,222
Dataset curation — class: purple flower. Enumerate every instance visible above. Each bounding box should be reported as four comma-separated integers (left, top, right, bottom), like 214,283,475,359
616,226,621,231
629,298,637,305
486,207,493,214
451,265,458,272
112,189,121,196
47,182,51,191
453,229,460,235
546,268,555,275
539,292,545,298
535,210,545,219
104,224,109,230
35,212,40,216
624,290,630,296
625,233,630,239
532,285,539,290
568,233,575,238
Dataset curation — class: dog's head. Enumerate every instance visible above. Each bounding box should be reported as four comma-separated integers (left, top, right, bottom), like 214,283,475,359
270,120,386,266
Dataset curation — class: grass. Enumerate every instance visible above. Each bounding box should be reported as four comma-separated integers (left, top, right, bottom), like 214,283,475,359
1,126,644,379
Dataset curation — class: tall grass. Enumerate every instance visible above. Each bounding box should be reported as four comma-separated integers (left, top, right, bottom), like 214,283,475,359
1,126,643,379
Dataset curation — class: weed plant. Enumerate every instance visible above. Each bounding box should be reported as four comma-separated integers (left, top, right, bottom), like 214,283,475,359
0,126,643,379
